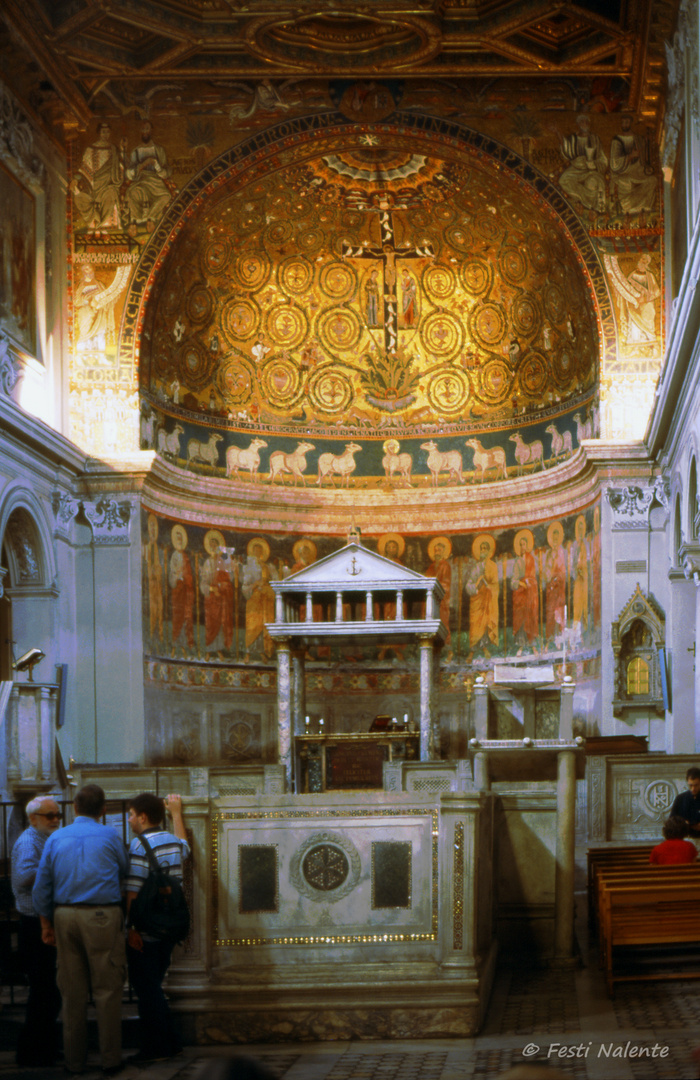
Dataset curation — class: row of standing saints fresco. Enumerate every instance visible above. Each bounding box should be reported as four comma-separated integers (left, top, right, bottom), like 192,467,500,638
143,509,600,667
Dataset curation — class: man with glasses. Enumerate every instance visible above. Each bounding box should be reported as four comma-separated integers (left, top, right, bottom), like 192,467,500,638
11,795,62,1066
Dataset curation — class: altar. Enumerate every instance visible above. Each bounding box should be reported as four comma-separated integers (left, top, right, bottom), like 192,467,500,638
266,535,448,790
296,731,420,792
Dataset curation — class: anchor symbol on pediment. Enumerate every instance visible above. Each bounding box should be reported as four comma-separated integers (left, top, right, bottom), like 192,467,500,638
346,557,362,576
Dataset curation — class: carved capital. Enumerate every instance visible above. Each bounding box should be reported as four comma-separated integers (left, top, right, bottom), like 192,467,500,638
653,476,670,514
680,543,700,586
51,491,80,538
0,333,21,397
83,498,132,546
605,485,655,529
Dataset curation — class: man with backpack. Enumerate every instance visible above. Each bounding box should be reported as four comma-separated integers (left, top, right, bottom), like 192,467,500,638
125,792,190,1065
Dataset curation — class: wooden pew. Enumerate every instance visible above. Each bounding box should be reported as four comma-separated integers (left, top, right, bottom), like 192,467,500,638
599,874,700,994
592,861,699,923
586,846,655,923
595,865,700,962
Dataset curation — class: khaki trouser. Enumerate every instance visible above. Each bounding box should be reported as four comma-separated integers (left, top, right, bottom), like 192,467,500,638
54,904,126,1071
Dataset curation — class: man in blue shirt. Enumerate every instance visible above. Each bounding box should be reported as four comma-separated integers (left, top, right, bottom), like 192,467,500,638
125,792,189,1064
33,783,128,1077
11,794,62,1066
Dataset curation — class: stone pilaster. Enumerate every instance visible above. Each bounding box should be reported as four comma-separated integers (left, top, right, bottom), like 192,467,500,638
169,794,211,984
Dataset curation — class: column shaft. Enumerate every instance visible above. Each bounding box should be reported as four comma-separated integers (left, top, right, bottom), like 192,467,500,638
554,750,576,961
291,651,306,747
276,641,293,793
419,637,435,760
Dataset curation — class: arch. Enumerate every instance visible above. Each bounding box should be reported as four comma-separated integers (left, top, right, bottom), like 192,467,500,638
117,110,615,391
0,483,57,591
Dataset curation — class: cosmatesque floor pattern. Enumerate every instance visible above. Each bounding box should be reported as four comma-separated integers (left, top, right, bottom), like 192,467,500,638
1,894,699,1080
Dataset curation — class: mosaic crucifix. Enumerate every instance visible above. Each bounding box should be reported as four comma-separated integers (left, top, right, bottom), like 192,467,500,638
341,210,435,354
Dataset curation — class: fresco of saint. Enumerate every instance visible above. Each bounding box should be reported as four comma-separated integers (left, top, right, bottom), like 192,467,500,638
200,529,235,655
169,524,195,653
466,534,499,658
544,521,566,647
510,529,538,655
426,536,453,660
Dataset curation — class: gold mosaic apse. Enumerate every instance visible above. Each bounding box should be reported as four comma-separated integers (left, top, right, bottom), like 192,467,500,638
142,134,598,443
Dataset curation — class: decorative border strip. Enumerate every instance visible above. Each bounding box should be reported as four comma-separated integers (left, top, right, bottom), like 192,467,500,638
453,821,464,950
212,807,438,946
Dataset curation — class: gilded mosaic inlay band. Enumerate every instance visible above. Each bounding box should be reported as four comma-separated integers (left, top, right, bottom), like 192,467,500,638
453,821,465,950
212,807,438,946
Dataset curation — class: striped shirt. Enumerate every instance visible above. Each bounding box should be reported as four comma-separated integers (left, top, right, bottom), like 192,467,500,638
127,828,190,941
126,828,189,894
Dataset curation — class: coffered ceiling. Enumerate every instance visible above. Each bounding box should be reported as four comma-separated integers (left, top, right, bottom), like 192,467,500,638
0,0,679,139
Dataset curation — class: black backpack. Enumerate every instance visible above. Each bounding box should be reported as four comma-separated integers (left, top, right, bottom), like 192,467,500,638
128,832,190,945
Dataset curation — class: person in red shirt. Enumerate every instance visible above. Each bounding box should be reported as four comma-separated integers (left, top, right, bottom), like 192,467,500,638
649,815,698,864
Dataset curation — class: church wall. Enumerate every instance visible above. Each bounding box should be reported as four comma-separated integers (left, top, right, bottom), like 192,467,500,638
2,60,689,781
93,538,146,763
0,80,69,433
646,0,700,753
665,571,696,752
71,531,99,762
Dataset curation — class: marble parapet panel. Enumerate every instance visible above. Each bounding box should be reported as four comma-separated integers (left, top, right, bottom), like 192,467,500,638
586,753,700,842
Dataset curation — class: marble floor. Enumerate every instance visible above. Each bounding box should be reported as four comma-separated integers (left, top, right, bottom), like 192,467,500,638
1,892,699,1080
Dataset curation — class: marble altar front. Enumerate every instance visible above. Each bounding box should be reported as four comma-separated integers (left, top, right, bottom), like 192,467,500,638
71,764,496,1041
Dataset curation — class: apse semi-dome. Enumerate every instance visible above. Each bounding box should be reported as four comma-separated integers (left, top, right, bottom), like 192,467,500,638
140,127,599,486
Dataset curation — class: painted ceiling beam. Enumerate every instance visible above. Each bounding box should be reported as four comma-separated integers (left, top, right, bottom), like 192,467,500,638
1,0,93,127
51,4,109,43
